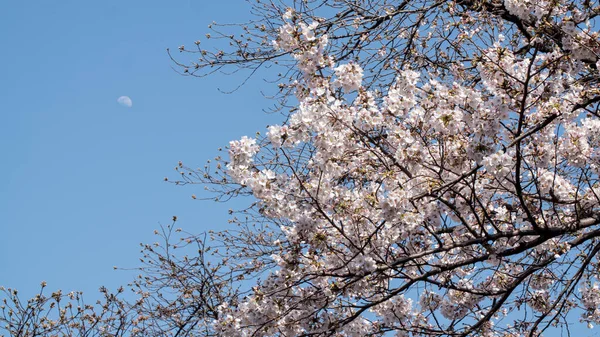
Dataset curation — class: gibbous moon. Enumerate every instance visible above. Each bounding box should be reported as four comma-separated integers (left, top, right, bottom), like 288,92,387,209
117,96,133,108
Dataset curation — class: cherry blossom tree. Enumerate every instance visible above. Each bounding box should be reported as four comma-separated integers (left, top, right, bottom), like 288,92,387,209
4,0,600,336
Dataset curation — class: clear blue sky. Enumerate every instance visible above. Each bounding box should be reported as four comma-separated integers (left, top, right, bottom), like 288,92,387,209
0,0,279,299
1,2,599,336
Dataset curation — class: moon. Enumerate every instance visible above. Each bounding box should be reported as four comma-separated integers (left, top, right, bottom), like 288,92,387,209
117,96,133,108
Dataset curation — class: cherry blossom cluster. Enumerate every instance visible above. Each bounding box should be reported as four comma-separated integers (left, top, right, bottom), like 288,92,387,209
272,15,332,76
212,6,600,334
333,62,364,93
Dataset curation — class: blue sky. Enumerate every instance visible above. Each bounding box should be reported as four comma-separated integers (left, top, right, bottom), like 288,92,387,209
0,0,280,299
1,2,599,336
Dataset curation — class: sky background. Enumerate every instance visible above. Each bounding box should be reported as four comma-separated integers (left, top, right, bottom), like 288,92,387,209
1,1,599,336
0,0,280,300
